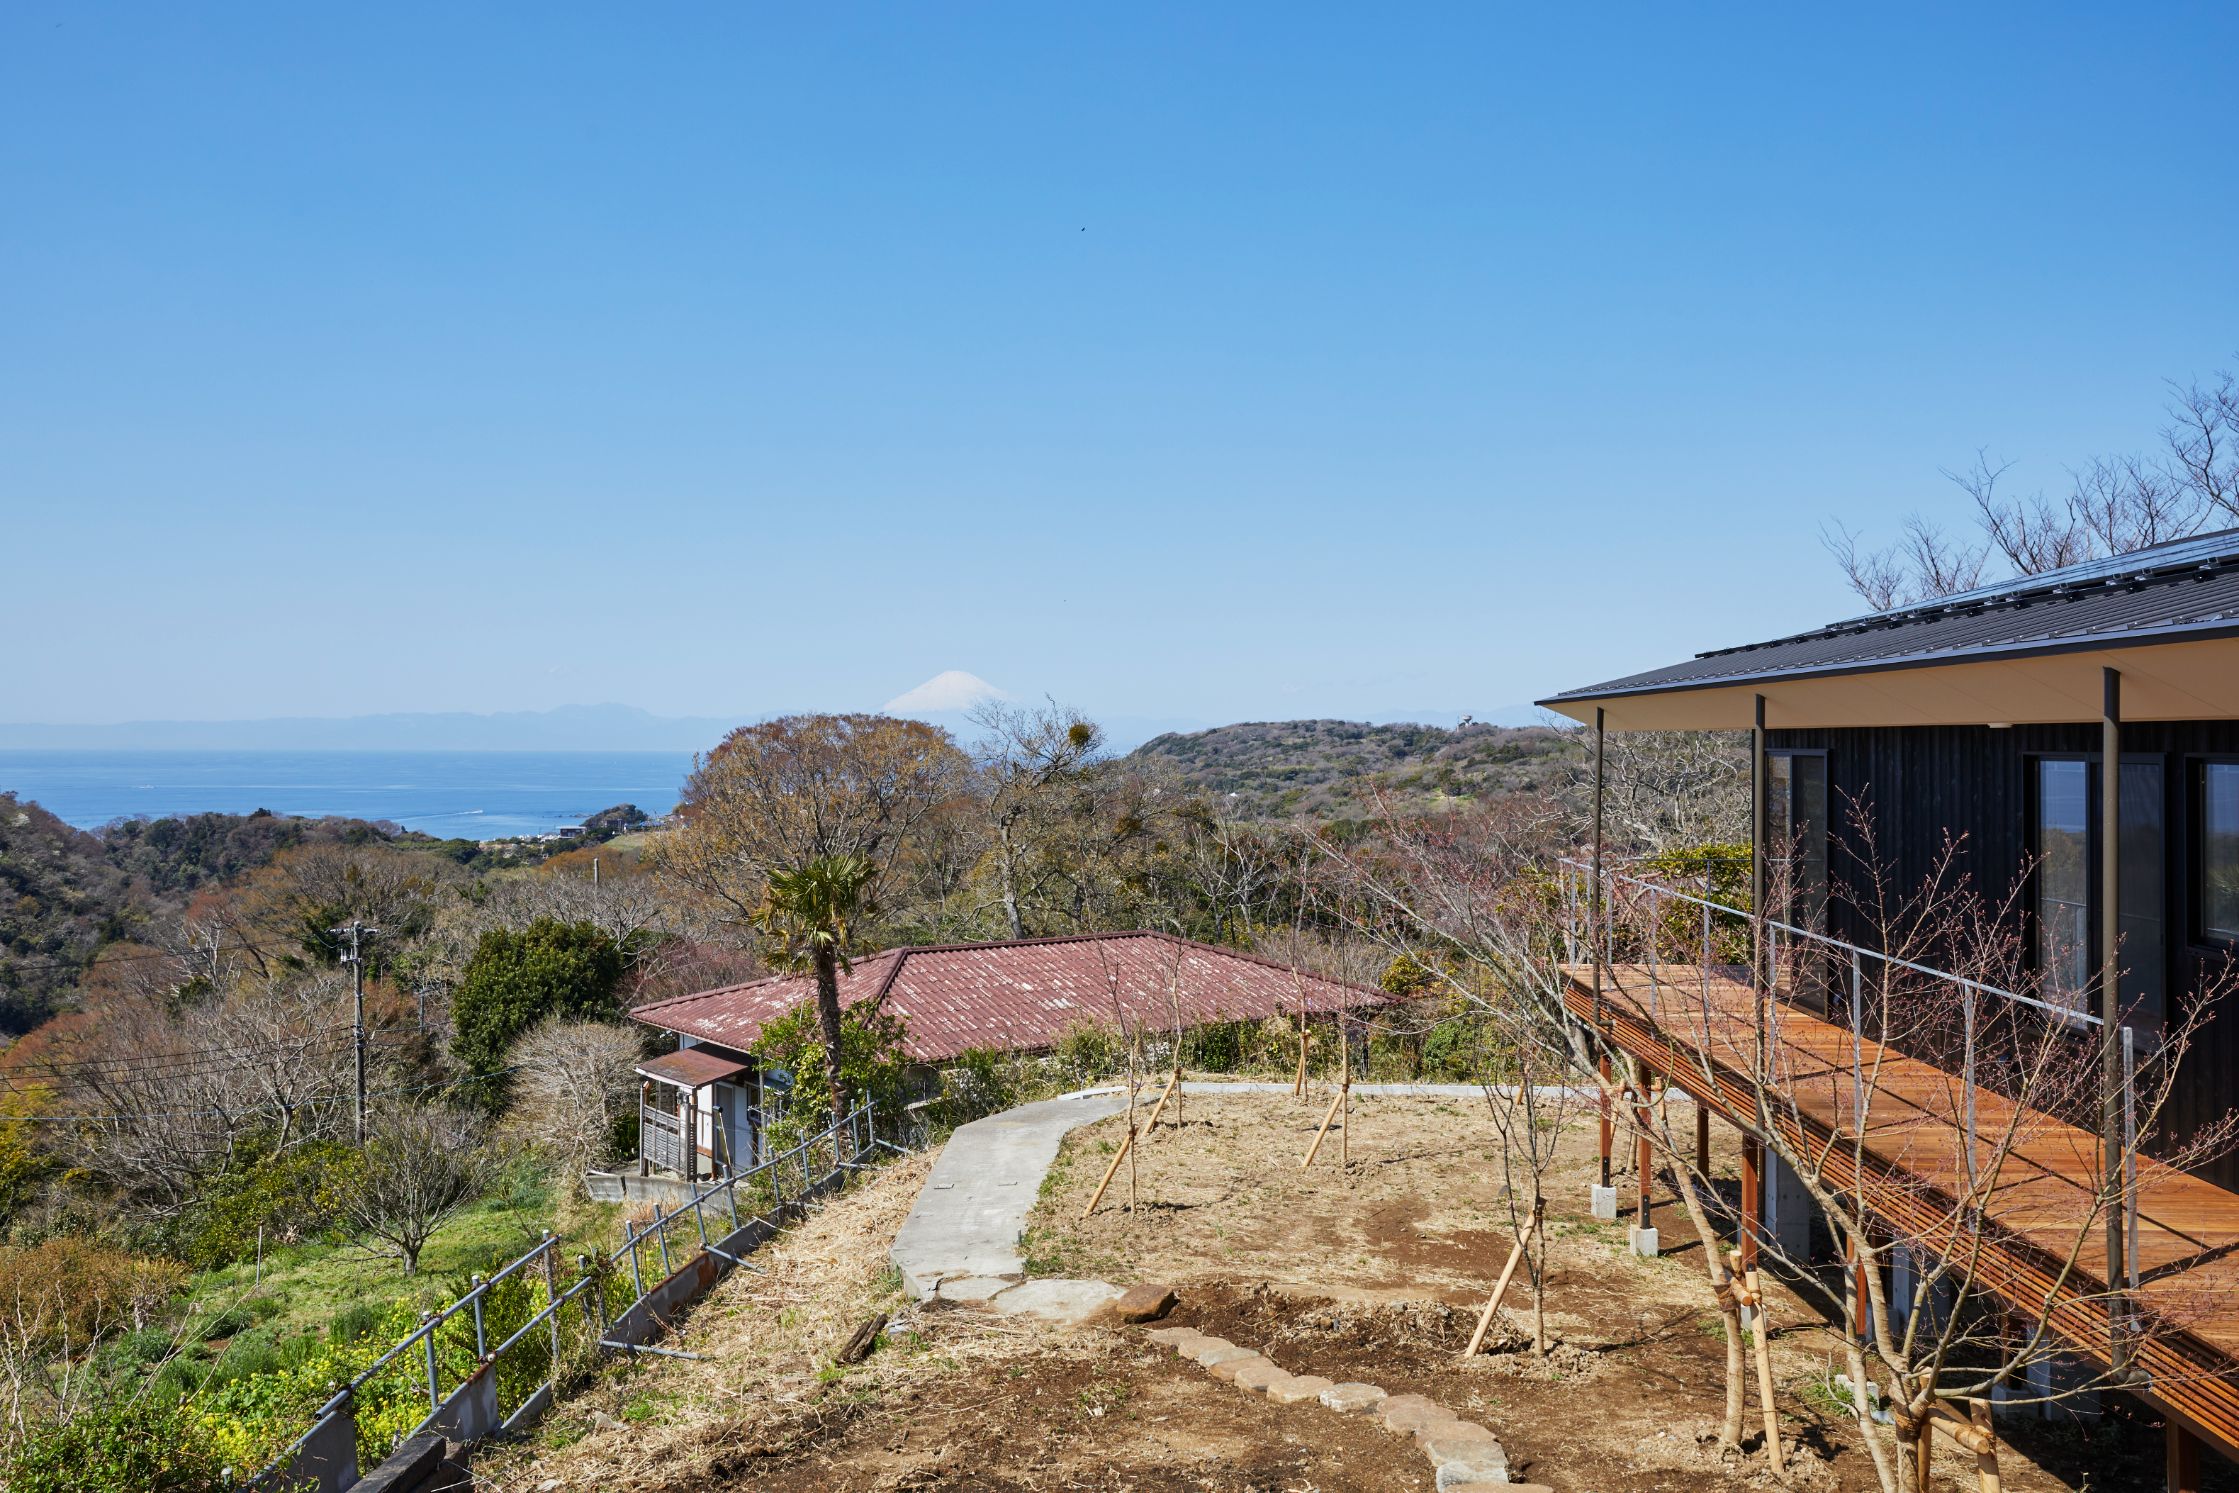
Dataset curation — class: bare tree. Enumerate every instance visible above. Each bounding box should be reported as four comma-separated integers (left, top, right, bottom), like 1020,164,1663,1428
1314,788,1759,1445
967,700,1111,939
1827,360,2239,610
342,1102,491,1274
506,1018,644,1183
1824,513,1989,611
1475,1026,1579,1359
1568,730,1750,854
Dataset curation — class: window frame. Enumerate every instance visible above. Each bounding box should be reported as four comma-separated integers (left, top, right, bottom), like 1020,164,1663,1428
2186,754,2239,952
2025,753,2096,1017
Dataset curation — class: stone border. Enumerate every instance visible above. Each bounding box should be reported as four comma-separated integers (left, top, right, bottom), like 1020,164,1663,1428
1146,1322,1549,1490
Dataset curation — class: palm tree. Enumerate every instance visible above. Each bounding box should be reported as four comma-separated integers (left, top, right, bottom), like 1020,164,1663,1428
754,854,877,1128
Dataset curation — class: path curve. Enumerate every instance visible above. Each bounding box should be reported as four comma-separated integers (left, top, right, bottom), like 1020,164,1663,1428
888,1081,1507,1299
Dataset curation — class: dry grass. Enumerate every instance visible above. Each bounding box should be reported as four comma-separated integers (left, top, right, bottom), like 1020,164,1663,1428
479,1149,1122,1492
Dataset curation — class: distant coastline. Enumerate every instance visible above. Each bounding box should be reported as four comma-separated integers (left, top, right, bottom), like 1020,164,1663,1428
0,749,693,840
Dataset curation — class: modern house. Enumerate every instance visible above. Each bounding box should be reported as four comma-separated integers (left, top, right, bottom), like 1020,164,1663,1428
1541,530,2239,1485
604,930,1389,1199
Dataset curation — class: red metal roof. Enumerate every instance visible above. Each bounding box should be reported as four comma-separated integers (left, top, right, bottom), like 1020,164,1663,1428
629,931,1391,1064
636,1047,753,1089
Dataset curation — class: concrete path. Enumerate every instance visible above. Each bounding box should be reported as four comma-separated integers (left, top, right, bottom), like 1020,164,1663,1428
888,1081,1535,1300
890,1090,1130,1298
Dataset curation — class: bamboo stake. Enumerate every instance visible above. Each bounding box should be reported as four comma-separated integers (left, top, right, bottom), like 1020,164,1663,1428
1917,1401,1999,1489
1140,1068,1181,1131
1968,1398,2000,1493
1737,1254,1784,1474
1463,1207,1540,1359
1300,1086,1345,1169
1081,1125,1136,1218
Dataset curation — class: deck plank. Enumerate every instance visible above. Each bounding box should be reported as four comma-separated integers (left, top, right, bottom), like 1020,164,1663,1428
1565,962,2239,1454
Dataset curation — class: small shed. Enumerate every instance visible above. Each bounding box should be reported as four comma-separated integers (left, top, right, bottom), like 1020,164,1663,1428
633,1046,762,1183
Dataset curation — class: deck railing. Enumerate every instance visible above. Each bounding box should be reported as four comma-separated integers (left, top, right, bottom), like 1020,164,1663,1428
256,1100,887,1493
1558,858,2142,1295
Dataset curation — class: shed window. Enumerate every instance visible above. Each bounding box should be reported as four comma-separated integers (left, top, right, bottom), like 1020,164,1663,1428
2198,762,2239,945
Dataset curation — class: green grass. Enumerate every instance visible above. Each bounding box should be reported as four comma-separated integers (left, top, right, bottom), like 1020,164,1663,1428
186,1172,620,1344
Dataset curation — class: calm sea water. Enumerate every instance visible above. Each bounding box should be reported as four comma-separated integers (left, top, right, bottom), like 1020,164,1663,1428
0,750,693,840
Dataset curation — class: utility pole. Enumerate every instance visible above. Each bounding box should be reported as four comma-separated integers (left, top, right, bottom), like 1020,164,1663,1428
332,920,380,1145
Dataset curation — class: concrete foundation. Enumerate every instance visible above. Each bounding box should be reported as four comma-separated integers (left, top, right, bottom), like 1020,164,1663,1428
1589,1184,1618,1221
1759,1151,1813,1263
2025,1352,2103,1421
1629,1226,1660,1257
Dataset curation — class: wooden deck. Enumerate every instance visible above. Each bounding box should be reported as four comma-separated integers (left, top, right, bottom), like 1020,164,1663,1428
1564,962,2239,1455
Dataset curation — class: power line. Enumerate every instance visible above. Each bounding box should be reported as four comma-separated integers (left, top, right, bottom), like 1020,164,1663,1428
15,1062,524,1126
4,1027,421,1082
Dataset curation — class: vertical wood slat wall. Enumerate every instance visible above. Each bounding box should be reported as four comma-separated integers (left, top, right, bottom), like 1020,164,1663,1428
1769,721,2239,1193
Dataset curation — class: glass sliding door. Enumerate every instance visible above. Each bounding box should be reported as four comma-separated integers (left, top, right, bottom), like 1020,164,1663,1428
2034,756,2164,1031
2036,760,2093,1014
1766,752,1830,1012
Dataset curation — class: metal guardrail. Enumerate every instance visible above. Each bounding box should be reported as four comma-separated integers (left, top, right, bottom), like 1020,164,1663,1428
1559,857,2142,1292
255,1101,885,1492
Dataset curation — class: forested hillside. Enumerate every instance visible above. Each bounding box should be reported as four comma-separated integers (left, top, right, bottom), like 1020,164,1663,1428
1129,719,1582,820
0,797,137,1033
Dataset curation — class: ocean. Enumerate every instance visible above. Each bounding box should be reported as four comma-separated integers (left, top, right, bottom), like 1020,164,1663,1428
0,750,695,840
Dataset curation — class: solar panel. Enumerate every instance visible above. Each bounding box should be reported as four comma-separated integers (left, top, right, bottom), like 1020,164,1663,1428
1825,525,2239,626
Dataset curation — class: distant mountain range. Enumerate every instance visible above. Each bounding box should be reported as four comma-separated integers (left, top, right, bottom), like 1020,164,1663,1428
0,700,1554,755
0,704,741,753
1131,717,1581,819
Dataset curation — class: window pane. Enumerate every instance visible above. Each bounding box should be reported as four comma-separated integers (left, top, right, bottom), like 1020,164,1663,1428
2037,760,2090,1008
2203,763,2239,944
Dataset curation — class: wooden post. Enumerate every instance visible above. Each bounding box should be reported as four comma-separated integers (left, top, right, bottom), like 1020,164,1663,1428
1739,1133,1762,1271
2167,1420,2203,1493
1633,1063,1653,1230
683,1087,697,1184
1463,1201,1541,1359
639,1079,653,1177
1597,1054,1614,1187
1591,705,1605,1031
1300,1086,1345,1169
1751,692,1766,997
2101,665,2129,1372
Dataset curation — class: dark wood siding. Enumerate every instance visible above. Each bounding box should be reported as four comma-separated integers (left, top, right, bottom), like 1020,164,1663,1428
1770,722,2239,1191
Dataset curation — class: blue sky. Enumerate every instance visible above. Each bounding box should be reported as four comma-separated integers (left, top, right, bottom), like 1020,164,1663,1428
4,5,2236,730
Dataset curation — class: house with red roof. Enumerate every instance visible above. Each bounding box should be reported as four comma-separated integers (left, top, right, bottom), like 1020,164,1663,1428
614,930,1390,1191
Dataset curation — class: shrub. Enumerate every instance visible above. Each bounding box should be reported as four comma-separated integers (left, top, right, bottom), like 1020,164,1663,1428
924,1047,1033,1130
0,1395,226,1493
752,999,910,1151
1051,1023,1123,1084
504,1017,644,1176
452,919,626,1086
176,1140,360,1268
0,1238,186,1351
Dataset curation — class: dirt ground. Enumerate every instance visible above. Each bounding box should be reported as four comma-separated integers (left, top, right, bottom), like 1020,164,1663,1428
485,1089,2215,1493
